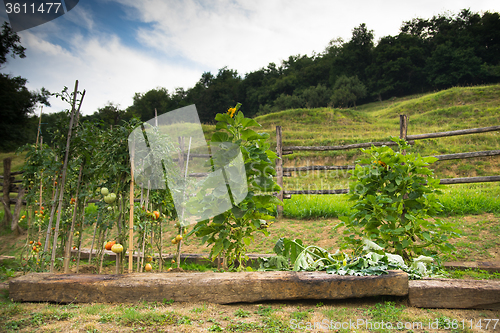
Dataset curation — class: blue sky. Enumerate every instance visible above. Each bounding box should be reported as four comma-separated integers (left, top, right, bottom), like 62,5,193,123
1,0,499,116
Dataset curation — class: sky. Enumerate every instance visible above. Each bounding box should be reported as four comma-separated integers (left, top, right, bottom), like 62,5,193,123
1,0,499,116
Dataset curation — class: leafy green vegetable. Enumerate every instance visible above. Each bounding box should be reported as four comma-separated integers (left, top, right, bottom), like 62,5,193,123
260,237,445,280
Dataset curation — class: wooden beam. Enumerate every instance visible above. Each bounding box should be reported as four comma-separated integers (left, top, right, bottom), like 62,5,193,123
434,150,500,161
283,140,414,152
444,261,500,273
407,125,500,141
283,165,355,172
284,189,349,195
439,176,500,185
10,270,408,304
409,278,500,310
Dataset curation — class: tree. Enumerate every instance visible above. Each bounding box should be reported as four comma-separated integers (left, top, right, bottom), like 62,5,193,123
0,21,50,151
329,24,374,85
126,87,172,121
190,67,242,123
331,75,367,108
425,42,484,88
366,33,427,100
95,102,125,127
301,84,332,108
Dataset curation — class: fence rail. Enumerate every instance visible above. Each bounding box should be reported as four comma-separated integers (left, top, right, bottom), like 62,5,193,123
275,116,500,215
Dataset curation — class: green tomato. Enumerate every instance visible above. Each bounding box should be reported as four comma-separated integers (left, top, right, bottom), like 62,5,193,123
101,187,109,196
111,243,123,253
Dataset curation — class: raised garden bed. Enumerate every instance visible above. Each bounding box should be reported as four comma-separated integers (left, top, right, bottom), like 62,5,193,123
8,270,500,310
10,270,407,304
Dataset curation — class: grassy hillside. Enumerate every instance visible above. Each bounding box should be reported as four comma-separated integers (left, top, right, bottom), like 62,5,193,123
243,84,500,191
202,84,500,202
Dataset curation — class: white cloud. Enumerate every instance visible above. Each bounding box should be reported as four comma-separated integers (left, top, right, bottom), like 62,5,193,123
63,3,95,31
114,0,500,75
3,0,499,117
13,28,201,115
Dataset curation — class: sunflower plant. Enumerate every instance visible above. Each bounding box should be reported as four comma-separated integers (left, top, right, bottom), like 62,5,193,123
189,103,282,271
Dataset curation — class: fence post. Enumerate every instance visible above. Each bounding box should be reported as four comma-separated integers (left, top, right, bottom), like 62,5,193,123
399,115,408,154
1,157,13,228
276,126,284,218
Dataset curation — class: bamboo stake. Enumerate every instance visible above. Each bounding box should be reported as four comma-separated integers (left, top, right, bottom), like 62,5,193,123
140,185,144,207
63,161,84,273
140,230,146,272
276,126,283,218
75,197,87,273
88,211,99,264
176,137,192,268
99,229,107,274
50,80,81,272
158,205,163,271
38,137,43,244
128,142,135,273
35,106,43,147
136,231,141,272
43,158,58,253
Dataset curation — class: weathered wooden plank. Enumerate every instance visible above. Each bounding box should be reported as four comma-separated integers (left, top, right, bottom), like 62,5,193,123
284,189,349,195
0,255,15,263
439,176,500,185
283,165,355,172
407,125,500,141
71,249,270,267
409,278,500,310
434,150,500,161
283,140,401,152
444,261,500,273
10,270,408,304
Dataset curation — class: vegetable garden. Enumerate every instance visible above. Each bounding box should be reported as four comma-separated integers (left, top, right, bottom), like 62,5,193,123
4,80,463,281
1,83,500,332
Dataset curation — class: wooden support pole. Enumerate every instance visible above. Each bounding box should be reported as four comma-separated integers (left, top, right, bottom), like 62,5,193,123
276,126,283,218
50,80,80,273
1,158,13,228
399,114,408,154
128,143,135,273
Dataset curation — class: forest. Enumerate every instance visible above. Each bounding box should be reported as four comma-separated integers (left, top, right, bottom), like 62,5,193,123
1,9,500,150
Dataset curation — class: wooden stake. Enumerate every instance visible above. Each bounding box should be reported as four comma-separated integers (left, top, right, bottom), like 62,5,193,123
88,211,99,264
128,142,135,273
63,161,84,273
35,106,43,148
276,126,283,218
43,172,59,253
399,115,409,155
99,229,107,274
50,80,81,273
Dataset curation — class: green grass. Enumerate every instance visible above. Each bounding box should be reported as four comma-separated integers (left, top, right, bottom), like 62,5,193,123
282,182,500,219
446,268,500,280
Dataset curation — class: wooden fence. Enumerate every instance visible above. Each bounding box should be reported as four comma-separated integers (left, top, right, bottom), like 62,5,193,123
275,115,500,215
1,157,25,231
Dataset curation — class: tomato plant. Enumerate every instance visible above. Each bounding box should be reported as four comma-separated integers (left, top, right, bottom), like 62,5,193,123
339,138,459,260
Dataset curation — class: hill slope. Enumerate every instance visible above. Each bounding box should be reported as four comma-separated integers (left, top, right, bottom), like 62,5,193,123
247,84,500,186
